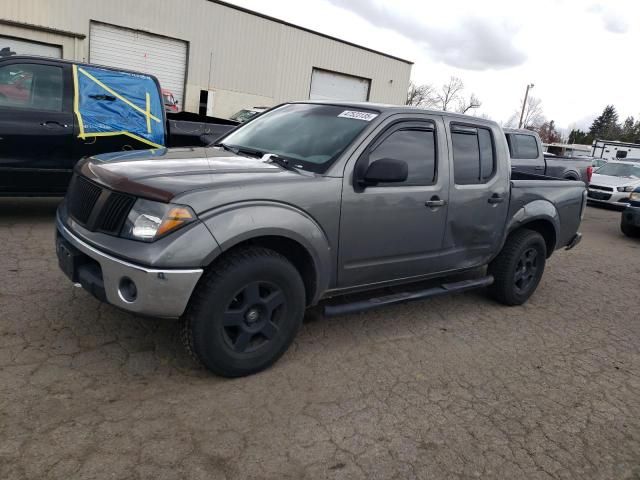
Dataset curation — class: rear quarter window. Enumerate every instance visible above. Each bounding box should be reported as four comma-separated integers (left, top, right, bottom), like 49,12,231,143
510,134,539,159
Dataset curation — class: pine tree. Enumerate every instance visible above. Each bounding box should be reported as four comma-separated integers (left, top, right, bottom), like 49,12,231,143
568,129,590,144
589,105,621,140
620,116,640,143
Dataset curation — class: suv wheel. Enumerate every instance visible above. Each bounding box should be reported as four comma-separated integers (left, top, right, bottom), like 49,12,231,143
488,229,547,306
182,247,305,377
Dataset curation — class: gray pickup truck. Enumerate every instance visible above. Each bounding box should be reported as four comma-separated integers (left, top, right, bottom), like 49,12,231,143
56,102,586,377
505,128,593,182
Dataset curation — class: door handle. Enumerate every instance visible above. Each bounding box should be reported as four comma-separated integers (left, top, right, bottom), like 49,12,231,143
41,121,69,128
425,197,447,208
534,166,544,170
488,193,505,204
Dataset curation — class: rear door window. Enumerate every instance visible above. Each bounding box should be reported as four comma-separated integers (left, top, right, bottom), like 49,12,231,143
451,124,496,185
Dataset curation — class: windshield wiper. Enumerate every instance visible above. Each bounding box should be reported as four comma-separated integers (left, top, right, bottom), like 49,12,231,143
213,142,239,154
262,153,300,172
218,144,267,158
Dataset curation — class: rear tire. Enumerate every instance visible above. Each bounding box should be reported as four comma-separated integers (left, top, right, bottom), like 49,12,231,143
621,222,640,238
488,229,547,306
182,247,305,377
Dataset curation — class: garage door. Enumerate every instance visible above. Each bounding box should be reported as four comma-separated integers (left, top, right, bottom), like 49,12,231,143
309,68,370,102
0,36,61,58
89,23,187,107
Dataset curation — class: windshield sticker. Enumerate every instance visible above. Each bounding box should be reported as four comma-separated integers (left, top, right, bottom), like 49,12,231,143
338,110,378,122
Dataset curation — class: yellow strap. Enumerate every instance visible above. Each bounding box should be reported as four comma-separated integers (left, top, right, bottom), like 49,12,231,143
72,65,85,137
77,67,161,123
79,130,164,149
145,92,151,134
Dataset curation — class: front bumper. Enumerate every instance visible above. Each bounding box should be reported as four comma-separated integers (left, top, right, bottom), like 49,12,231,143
56,221,203,319
587,188,631,207
621,205,640,228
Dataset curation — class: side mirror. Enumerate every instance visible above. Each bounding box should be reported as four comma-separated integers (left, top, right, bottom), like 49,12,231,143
361,158,408,186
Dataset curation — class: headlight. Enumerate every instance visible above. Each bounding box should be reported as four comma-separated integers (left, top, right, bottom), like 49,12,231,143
121,199,196,242
630,191,640,201
617,186,636,192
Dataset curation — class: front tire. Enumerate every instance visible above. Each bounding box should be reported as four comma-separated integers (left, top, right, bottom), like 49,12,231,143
488,229,547,306
621,222,640,238
182,247,305,377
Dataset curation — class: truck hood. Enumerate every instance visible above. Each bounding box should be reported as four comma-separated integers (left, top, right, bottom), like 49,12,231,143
590,173,640,188
77,146,292,202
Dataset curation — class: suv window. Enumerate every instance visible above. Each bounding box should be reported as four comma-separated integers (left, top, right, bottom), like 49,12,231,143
509,134,539,159
369,127,436,186
0,63,63,111
452,125,496,185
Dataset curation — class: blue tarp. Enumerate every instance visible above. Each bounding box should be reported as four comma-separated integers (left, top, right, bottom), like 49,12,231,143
74,65,165,147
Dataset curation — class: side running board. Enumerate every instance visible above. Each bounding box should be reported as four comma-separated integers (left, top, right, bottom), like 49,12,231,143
323,276,494,317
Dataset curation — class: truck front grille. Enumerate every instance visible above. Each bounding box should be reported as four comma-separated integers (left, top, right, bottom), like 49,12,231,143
66,175,135,235
96,193,135,234
589,184,614,192
67,175,102,224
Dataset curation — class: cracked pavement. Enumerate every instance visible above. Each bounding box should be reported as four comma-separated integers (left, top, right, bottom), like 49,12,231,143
1,198,639,479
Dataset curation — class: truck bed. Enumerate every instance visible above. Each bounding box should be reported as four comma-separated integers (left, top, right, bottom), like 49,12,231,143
510,177,586,249
166,112,239,147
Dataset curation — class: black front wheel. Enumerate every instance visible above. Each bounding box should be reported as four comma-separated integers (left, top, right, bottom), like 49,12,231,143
182,247,305,377
621,222,640,238
488,229,547,306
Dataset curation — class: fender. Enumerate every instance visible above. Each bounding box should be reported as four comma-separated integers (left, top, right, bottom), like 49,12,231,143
199,201,332,304
562,169,580,180
504,199,560,249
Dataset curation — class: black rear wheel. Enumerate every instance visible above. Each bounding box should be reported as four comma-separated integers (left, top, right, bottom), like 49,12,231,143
488,229,547,306
182,247,305,377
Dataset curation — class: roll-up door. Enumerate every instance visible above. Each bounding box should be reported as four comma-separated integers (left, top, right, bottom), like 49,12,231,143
89,22,187,107
309,68,370,102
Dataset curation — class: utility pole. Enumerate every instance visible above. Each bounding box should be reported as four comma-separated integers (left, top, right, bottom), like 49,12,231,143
518,83,535,129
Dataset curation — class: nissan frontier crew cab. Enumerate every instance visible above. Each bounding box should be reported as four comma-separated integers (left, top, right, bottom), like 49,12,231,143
56,102,586,377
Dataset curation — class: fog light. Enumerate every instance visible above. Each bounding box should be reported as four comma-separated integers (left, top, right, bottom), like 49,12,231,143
119,277,137,303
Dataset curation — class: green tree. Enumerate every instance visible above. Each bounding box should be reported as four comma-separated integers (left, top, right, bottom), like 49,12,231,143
620,116,640,143
568,129,590,144
589,105,621,140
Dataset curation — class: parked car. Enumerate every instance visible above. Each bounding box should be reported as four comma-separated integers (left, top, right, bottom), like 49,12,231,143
587,160,640,208
229,106,268,123
621,187,640,237
55,102,586,377
161,88,179,113
0,56,238,196
504,128,593,182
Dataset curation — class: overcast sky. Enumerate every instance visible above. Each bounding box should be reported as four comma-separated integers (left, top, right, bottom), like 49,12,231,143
226,0,636,132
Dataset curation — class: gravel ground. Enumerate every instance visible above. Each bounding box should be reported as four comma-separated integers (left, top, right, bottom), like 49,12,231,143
1,199,639,480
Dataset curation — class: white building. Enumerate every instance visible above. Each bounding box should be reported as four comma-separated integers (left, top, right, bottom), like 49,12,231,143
0,0,413,118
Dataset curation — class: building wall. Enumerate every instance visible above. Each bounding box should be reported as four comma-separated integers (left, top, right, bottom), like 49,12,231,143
1,0,412,117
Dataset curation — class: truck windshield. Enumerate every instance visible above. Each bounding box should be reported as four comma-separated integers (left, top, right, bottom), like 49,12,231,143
229,109,258,123
596,163,640,178
220,103,378,173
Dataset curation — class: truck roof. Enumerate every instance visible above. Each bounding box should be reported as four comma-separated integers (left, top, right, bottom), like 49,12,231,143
299,100,500,127
0,55,162,82
502,127,539,135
